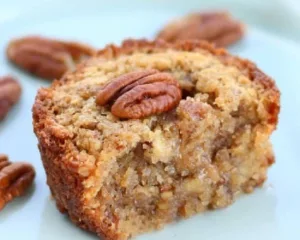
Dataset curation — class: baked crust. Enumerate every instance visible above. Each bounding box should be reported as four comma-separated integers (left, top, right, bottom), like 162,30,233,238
59,39,279,124
33,39,280,240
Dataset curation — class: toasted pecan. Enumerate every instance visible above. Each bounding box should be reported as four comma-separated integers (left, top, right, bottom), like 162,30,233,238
0,76,22,121
96,70,182,119
0,154,35,211
156,11,244,47
7,35,96,80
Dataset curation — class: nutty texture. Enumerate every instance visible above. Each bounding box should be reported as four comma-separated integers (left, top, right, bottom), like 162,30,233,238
0,154,35,211
33,39,280,240
96,70,182,119
7,35,96,80
0,76,22,121
157,11,244,47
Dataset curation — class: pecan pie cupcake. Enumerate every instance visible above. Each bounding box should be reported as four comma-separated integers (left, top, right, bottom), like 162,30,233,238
33,39,280,240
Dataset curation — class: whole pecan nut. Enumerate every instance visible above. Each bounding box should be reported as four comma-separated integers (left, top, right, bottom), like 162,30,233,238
0,154,35,211
156,11,244,47
96,69,182,119
6,35,96,80
0,76,22,121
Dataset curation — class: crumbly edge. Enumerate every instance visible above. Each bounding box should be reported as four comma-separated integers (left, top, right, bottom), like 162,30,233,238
32,39,280,240
57,39,280,124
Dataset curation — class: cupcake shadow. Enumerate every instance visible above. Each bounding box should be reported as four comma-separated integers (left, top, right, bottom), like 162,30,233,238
38,197,98,240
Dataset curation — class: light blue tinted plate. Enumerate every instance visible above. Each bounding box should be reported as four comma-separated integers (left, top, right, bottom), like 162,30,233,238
0,1,300,239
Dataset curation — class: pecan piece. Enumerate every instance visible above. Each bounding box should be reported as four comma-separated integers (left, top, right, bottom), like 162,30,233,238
156,11,244,47
0,154,35,211
6,35,96,80
0,76,22,121
96,70,182,119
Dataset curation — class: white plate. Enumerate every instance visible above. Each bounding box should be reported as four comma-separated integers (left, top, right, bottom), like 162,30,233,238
0,1,300,239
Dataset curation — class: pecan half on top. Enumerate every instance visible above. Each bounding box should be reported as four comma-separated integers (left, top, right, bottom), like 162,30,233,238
0,76,22,121
6,35,96,80
156,11,244,47
0,154,35,211
96,69,182,119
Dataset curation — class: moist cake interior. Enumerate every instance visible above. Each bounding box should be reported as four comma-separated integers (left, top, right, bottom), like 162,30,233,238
41,49,278,239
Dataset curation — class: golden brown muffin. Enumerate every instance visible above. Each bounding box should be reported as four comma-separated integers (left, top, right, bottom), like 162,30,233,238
33,39,280,240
